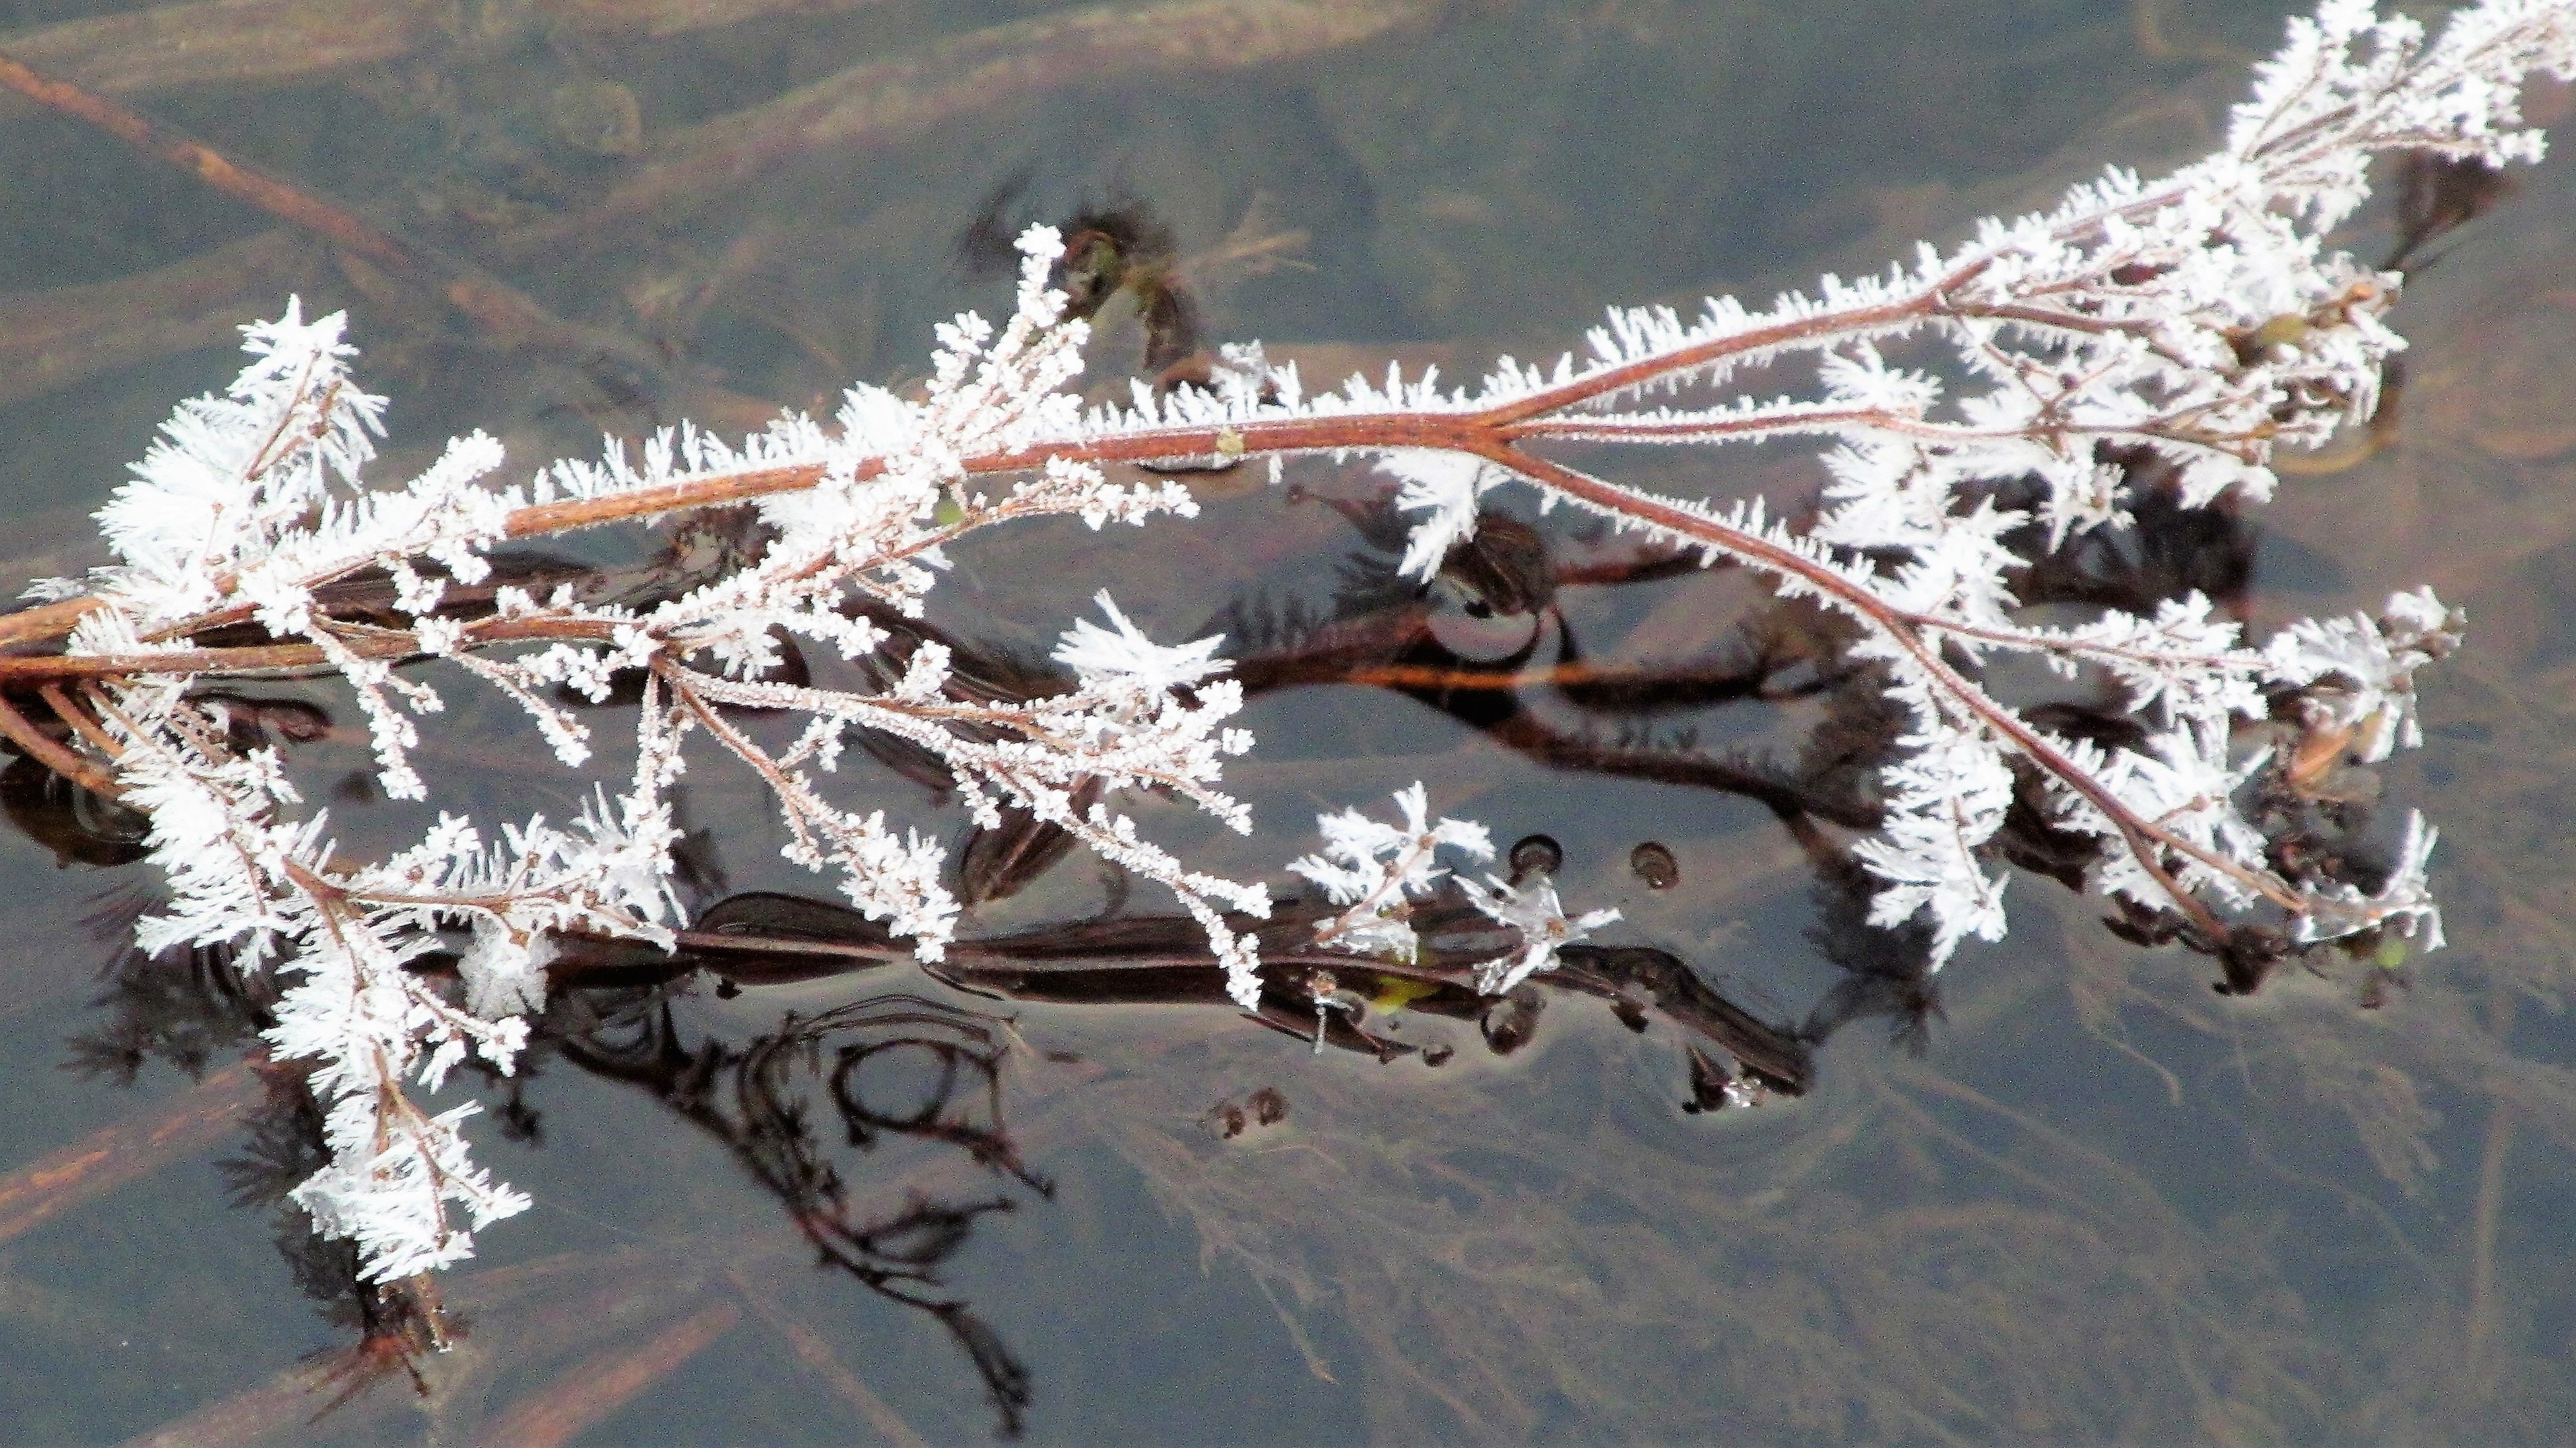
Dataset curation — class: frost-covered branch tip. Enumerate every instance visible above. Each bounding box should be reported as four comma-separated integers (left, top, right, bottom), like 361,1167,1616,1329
1191,0,2559,972
45,221,1265,1280
1291,785,1620,995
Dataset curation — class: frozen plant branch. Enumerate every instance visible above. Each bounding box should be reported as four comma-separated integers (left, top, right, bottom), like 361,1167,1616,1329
0,0,2564,1279
1290,781,1495,961
14,229,1264,1281
1287,783,1620,996
1099,0,2559,966
1463,873,1622,997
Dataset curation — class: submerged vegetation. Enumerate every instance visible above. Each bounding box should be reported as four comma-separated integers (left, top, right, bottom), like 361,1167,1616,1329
2,0,2575,1440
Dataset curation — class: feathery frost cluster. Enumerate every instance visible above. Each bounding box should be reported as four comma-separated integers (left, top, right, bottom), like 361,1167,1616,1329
60,230,1263,1280
1291,781,1496,961
1290,784,1619,994
1092,0,2561,967
30,0,2569,1281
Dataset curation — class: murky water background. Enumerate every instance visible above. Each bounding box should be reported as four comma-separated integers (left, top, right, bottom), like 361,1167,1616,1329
3,0,2574,1441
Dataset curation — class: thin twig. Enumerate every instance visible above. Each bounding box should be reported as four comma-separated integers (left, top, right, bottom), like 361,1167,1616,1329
2465,985,2518,1389
0,47,677,392
0,688,122,798
0,1061,261,1248
0,332,2299,927
39,683,122,759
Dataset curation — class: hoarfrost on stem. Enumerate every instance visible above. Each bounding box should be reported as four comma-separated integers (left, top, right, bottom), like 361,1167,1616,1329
1091,0,2566,969
58,227,1263,1279
24,0,2570,1279
1463,874,1622,996
1291,782,1495,962
1290,785,1620,995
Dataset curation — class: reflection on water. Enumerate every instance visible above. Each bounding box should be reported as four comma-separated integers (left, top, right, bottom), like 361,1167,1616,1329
3,0,2576,1441
556,986,1053,1436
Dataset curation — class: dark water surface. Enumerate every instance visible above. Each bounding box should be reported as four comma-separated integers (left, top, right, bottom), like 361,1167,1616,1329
3,0,2575,1441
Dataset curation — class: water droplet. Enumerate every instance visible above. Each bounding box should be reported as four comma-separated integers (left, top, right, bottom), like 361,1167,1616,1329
1507,833,1563,883
1629,841,1679,889
1481,991,1543,1055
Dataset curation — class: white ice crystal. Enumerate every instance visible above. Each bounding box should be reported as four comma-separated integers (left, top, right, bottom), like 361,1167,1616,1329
1294,786,1620,996
1463,874,1622,994
2266,586,2464,760
1377,449,1506,581
1291,782,1493,961
1052,590,1232,693
1852,723,2016,969
1138,0,2560,970
2300,807,2446,950
66,221,1265,1278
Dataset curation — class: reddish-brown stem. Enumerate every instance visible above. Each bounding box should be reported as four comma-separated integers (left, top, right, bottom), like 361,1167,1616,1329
658,663,814,844
0,1061,262,1250
0,46,690,414
1469,443,2293,926
1503,405,2244,456
0,347,2297,930
1910,614,2243,674
0,688,121,798
38,683,122,760
0,48,560,349
0,52,416,276
1501,405,1899,445
0,180,2114,659
281,856,352,905
0,597,103,650
0,614,620,682
0,138,2319,939
1332,658,1753,694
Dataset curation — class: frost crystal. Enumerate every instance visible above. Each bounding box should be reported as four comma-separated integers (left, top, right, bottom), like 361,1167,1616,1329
1377,449,1506,580
2266,586,2464,760
1852,725,2015,969
1052,591,1232,693
1463,875,1622,994
65,222,1262,1277
1294,786,1620,996
2301,809,2445,950
1291,782,1493,962
1156,0,2559,971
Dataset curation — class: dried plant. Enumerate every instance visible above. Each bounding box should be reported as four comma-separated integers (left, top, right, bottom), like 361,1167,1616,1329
0,0,2567,1290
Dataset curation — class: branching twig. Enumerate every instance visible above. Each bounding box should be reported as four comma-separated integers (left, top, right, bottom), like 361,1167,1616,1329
0,0,2555,1285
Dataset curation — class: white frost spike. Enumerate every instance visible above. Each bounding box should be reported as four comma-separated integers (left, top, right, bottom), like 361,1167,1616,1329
458,920,555,1019
2065,720,2273,911
92,301,386,626
65,217,1263,1281
1293,782,1494,961
1852,725,2015,970
2267,586,2462,761
60,0,2567,1284
291,1098,528,1281
2299,809,2445,950
1465,875,1621,994
1378,449,1504,580
1052,590,1232,692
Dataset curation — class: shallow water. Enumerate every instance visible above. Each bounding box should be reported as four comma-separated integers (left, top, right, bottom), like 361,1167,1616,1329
3,0,2575,1442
